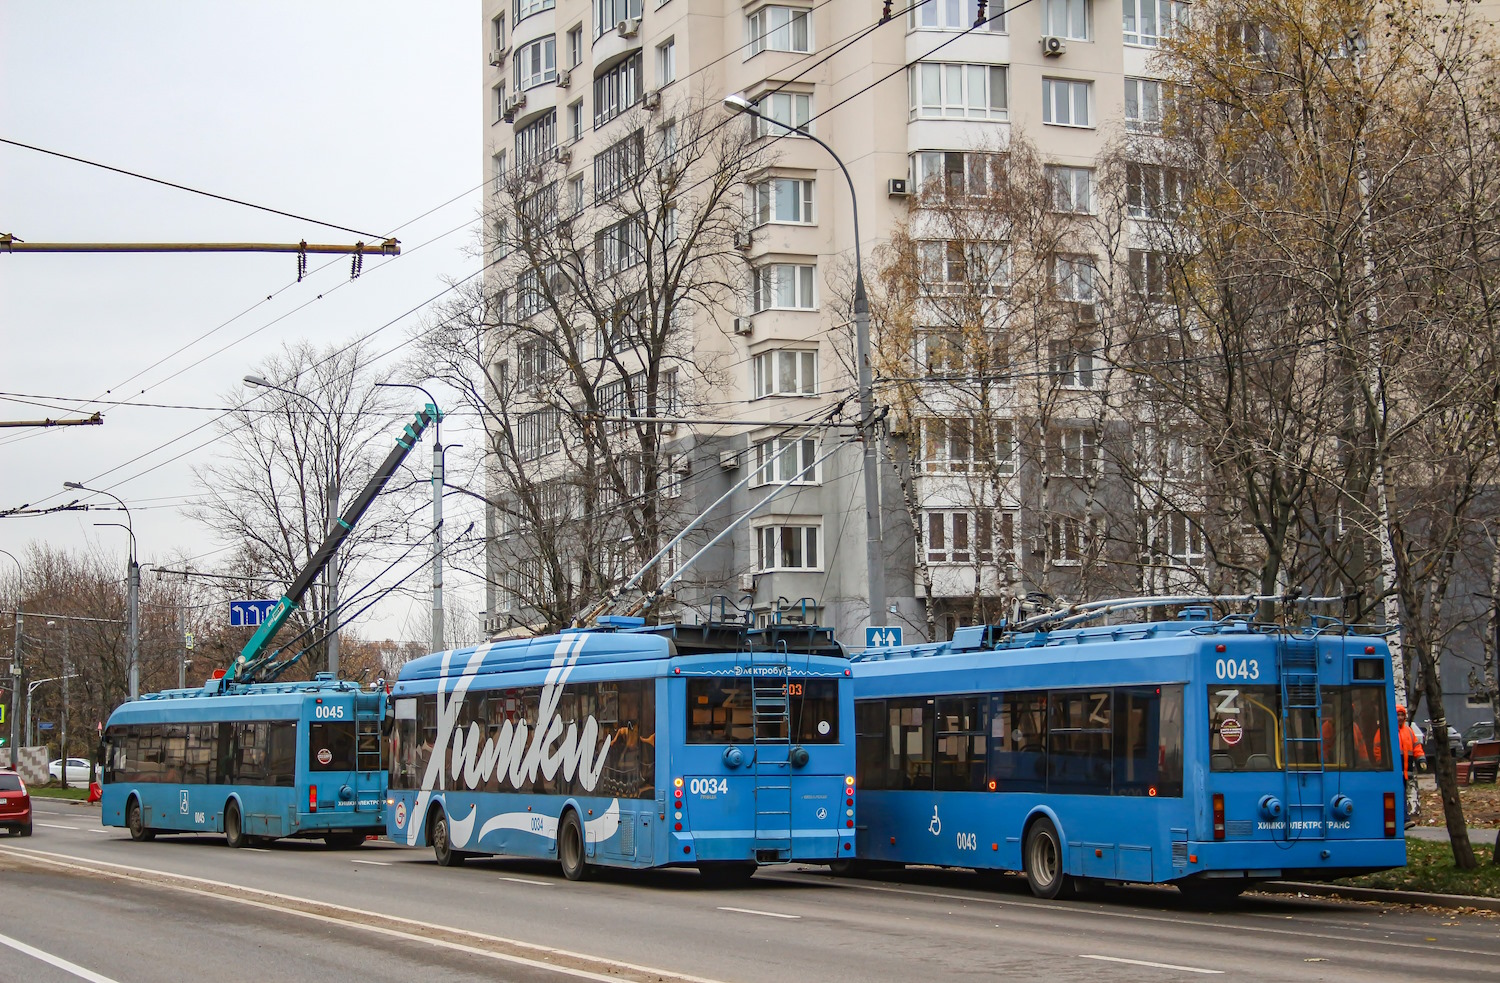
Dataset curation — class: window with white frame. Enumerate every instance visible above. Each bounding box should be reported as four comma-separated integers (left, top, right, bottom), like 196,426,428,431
757,523,820,570
657,37,676,83
911,151,1006,200
751,263,817,311
751,92,812,138
516,333,561,386
492,151,509,195
1129,249,1169,302
925,510,1014,564
515,110,557,165
909,63,1008,121
495,84,509,123
917,240,1008,294
518,181,558,232
1048,516,1084,563
918,417,1014,473
1045,165,1093,214
1139,429,1203,481
594,0,643,38
516,0,555,24
754,177,815,225
917,329,1010,383
1153,512,1205,566
747,6,812,54
516,267,551,317
1124,77,1165,132
1048,426,1097,476
910,0,1005,32
1051,253,1096,302
1123,0,1188,46
752,436,820,486
1042,78,1092,127
1126,162,1184,219
519,407,564,460
490,217,510,263
515,37,557,89
568,101,584,143
567,25,585,66
753,349,818,398
594,128,643,202
1042,0,1090,39
594,53,643,128
568,174,586,213
493,14,507,49
661,120,679,157
595,216,645,276
1048,339,1095,388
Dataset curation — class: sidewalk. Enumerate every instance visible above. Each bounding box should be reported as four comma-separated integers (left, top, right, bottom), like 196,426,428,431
1407,825,1498,845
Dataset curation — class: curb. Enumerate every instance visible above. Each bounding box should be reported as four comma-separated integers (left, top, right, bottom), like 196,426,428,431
1263,881,1500,912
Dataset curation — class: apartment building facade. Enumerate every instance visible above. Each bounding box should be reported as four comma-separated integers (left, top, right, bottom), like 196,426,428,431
477,0,1197,645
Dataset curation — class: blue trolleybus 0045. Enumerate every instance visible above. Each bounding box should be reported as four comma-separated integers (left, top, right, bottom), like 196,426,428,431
385,615,856,883
100,673,387,847
847,599,1406,900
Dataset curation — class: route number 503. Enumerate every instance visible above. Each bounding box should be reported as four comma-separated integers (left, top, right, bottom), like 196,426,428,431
1214,658,1260,681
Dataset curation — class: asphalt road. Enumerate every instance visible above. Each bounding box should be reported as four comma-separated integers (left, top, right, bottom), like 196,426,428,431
2,799,1496,983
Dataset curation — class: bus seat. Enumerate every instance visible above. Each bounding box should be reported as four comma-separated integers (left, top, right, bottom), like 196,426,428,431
1246,753,1272,770
1211,753,1234,771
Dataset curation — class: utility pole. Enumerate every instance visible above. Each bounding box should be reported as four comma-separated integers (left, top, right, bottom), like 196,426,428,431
8,613,19,768
59,625,70,790
431,431,444,653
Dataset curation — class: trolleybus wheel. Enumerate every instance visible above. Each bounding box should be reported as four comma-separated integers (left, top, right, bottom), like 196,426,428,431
1177,878,1246,907
431,811,466,867
126,799,155,842
324,832,366,850
698,862,757,887
224,802,246,849
1023,816,1070,900
558,810,592,881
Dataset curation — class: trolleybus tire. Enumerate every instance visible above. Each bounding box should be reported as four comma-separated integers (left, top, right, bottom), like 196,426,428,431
224,802,247,849
324,832,367,850
431,811,466,867
1177,878,1246,907
126,798,155,842
558,809,592,881
1023,816,1071,900
697,861,757,886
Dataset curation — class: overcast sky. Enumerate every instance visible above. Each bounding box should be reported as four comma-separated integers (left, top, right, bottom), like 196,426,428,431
0,3,483,640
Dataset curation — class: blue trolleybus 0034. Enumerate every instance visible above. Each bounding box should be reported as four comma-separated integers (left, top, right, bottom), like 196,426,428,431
847,600,1406,900
100,673,386,848
385,615,856,883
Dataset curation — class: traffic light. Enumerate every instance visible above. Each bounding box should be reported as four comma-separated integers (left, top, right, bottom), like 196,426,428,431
0,703,5,724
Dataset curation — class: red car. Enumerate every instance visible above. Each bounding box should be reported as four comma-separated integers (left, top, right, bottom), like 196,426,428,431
0,770,32,836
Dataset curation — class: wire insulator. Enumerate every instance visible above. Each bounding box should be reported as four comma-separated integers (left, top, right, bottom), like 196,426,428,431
881,0,892,23
350,242,364,280
297,240,308,282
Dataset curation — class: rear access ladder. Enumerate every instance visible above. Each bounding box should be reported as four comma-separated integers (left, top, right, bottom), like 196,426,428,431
1279,637,1326,839
750,647,793,864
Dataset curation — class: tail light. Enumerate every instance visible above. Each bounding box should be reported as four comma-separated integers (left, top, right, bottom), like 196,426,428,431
1212,793,1225,840
1383,792,1396,837
309,784,318,813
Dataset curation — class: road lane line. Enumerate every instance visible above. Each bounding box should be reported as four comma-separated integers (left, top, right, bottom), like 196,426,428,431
0,846,734,983
37,823,80,830
89,829,110,834
0,930,123,983
1080,954,1223,975
498,875,551,886
350,859,391,866
242,847,270,852
717,906,800,920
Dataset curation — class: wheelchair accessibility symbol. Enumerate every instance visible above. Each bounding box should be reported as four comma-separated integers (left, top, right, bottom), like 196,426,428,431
816,807,828,820
928,805,941,836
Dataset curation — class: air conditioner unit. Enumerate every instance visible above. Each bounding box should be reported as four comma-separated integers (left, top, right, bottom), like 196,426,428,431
505,93,526,115
488,49,506,67
720,450,742,469
556,70,571,87
887,178,909,197
617,17,640,38
642,89,661,111
1041,35,1067,56
732,316,754,336
737,573,756,593
1075,302,1098,324
733,229,753,250
554,145,572,164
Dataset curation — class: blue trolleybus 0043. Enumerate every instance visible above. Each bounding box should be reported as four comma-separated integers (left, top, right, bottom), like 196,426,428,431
100,673,386,847
385,615,856,883
847,599,1406,901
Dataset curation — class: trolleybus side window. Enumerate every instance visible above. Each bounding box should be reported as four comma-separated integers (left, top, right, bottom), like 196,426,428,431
103,720,296,786
891,699,933,790
934,696,986,791
1208,685,1280,771
855,699,890,788
1113,686,1183,796
990,692,1047,792
1048,691,1113,792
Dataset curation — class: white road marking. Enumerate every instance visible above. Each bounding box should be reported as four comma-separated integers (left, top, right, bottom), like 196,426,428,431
37,823,80,830
1080,954,1224,975
0,930,123,983
497,875,551,886
716,906,800,920
89,829,110,834
350,859,391,866
242,847,270,853
0,846,734,983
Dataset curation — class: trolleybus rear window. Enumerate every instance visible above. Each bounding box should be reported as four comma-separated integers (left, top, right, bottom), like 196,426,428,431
1208,685,1389,771
686,677,839,744
308,722,357,771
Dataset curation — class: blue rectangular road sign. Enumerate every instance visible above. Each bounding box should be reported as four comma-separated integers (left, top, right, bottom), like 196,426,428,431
230,599,279,627
865,626,903,648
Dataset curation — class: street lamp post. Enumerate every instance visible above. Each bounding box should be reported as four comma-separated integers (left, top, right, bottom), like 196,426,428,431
1,548,20,767
722,93,888,630
61,482,138,700
46,620,71,788
376,382,445,654
244,374,343,677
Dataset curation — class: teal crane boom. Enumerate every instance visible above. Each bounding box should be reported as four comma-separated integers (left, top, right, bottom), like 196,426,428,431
221,403,440,686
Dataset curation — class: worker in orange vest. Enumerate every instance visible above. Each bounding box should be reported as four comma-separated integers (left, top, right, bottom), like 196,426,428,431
1396,706,1426,829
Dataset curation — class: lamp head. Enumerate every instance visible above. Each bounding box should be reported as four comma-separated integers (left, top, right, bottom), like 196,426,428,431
243,374,271,388
63,481,84,490
723,93,755,114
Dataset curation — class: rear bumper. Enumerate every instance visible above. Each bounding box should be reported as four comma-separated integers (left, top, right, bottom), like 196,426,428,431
1179,836,1406,881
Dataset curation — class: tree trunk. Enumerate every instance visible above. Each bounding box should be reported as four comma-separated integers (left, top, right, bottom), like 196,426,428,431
1414,624,1476,868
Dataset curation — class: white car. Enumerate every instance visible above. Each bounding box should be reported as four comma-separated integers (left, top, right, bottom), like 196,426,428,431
48,758,92,784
